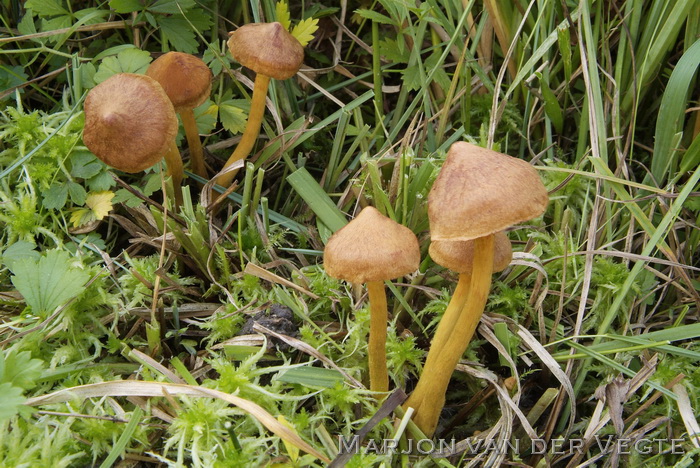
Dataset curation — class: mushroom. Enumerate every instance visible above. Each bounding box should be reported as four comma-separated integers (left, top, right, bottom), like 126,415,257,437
216,22,304,187
83,73,182,207
403,141,548,436
324,206,420,393
425,231,513,359
146,52,213,179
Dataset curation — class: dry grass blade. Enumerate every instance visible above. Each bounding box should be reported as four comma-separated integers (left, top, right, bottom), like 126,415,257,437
244,262,320,299
672,384,700,449
516,324,576,435
449,364,512,467
479,324,538,440
128,348,184,384
25,380,330,462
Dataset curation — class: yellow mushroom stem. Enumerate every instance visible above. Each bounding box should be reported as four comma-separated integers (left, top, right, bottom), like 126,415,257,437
367,280,389,394
180,108,206,178
163,141,183,208
400,275,470,419
427,273,471,359
216,73,271,187
404,234,495,437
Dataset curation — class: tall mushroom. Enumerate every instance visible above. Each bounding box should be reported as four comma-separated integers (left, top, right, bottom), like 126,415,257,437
146,52,213,179
216,22,304,187
83,73,182,207
404,141,548,437
324,206,420,393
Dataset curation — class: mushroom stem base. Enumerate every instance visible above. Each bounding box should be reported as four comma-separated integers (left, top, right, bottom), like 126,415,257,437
367,280,389,394
403,234,495,437
216,74,270,187
181,108,206,179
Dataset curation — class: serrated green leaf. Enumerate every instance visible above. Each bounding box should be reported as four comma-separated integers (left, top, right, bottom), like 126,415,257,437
276,1,292,30
0,383,26,422
42,184,68,210
113,188,143,208
379,38,410,63
40,15,72,35
94,48,152,84
401,63,422,91
78,62,97,89
159,16,199,54
10,250,91,317
68,182,87,205
291,17,318,48
25,0,67,17
353,9,396,25
1,350,44,390
17,13,37,36
219,99,249,134
0,242,40,272
109,0,144,14
193,101,217,134
70,151,102,179
424,52,450,93
202,47,228,77
143,173,163,196
148,0,195,14
87,171,114,191
0,67,28,102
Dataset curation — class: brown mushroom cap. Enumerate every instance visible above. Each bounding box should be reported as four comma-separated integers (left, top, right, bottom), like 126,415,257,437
227,22,304,80
83,73,178,173
324,206,420,283
428,142,549,241
429,231,513,273
146,52,212,111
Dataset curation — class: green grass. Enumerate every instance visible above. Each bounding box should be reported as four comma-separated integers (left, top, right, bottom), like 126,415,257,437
1,0,699,466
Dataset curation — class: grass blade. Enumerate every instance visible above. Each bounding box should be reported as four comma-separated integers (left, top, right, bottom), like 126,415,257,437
287,167,348,234
652,38,700,184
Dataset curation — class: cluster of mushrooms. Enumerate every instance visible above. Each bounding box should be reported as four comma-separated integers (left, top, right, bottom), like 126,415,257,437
81,19,550,440
324,142,548,437
82,22,304,207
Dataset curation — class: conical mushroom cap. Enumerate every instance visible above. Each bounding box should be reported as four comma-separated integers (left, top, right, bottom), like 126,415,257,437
146,52,212,112
429,142,549,241
227,22,304,80
429,231,512,273
324,206,420,283
83,73,178,173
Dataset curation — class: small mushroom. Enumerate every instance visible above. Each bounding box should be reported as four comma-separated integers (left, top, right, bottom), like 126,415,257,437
404,142,548,437
146,52,213,179
83,73,182,207
324,206,420,393
216,22,304,187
